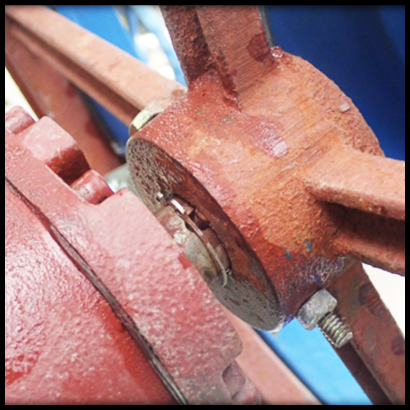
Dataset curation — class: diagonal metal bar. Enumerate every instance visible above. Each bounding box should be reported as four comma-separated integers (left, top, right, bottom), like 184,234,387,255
328,262,405,404
5,16,122,175
5,6,185,126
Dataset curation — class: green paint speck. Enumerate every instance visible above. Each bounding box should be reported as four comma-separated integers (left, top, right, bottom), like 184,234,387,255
285,249,292,259
306,241,312,252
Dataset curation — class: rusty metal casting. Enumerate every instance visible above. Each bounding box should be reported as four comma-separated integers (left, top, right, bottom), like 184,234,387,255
5,107,261,405
125,5,405,404
4,5,405,405
127,5,405,329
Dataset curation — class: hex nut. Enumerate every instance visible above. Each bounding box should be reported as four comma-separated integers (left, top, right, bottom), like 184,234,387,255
296,289,337,331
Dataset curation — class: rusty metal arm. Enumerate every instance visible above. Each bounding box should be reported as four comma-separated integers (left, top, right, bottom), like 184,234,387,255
329,262,405,404
304,148,405,221
5,11,123,175
5,6,185,125
303,147,405,276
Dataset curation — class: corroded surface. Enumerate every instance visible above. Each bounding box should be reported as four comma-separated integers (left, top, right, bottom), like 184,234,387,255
126,6,405,404
329,262,405,404
5,6,185,125
5,5,405,404
5,110,259,404
127,6,404,330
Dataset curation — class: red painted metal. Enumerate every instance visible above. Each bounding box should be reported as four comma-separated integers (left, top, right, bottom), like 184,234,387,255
5,109,260,405
4,5,405,404
5,182,175,405
6,107,89,185
71,170,115,204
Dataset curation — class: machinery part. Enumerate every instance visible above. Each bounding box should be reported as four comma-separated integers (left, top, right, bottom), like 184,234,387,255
155,195,232,288
5,173,176,406
4,6,405,404
225,311,320,405
329,262,405,405
317,313,352,349
5,5,184,172
129,104,165,136
125,5,404,404
4,29,122,175
102,162,323,405
126,5,405,329
296,289,352,349
5,107,260,405
5,6,185,126
296,289,338,331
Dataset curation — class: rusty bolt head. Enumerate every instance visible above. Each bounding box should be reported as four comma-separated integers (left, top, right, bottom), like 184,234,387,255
296,289,338,331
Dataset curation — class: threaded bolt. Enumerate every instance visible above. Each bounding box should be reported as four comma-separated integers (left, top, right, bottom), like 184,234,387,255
318,312,353,348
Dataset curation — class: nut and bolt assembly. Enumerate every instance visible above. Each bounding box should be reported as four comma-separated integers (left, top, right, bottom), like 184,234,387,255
296,289,353,348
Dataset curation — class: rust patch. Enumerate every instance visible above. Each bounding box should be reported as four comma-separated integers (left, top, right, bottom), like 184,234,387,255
391,336,405,356
254,121,288,159
358,282,387,316
247,33,270,63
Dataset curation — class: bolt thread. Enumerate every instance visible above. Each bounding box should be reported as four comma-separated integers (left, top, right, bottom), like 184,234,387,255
318,312,353,348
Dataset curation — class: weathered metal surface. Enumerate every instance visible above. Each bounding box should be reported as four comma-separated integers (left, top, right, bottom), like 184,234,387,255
5,104,35,134
5,5,185,126
328,262,405,405
224,310,321,405
331,205,405,276
155,196,232,289
6,107,89,185
126,6,404,331
5,178,175,405
335,344,391,405
304,149,405,276
5,110,259,404
304,148,405,221
5,19,122,175
125,6,405,403
5,5,405,404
